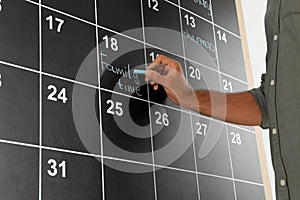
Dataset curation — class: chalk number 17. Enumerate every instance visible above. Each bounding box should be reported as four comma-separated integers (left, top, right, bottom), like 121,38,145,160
46,15,65,33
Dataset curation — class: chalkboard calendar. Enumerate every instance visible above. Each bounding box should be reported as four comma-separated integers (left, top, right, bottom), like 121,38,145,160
0,0,272,200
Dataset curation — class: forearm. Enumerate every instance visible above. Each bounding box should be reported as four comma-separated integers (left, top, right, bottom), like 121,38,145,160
181,90,262,126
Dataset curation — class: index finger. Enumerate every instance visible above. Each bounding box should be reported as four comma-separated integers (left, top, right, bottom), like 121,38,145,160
148,55,181,72
153,55,174,65
147,63,166,73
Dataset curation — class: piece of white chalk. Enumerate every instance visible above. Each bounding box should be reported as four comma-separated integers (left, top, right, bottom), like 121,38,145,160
134,69,146,75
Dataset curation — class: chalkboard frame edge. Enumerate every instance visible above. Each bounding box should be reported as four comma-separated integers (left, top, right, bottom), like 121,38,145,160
235,1,273,199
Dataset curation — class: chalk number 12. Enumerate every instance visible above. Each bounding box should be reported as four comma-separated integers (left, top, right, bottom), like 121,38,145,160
148,0,159,12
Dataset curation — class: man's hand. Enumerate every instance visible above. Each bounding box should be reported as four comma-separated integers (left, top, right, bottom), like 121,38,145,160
144,55,263,126
145,55,194,106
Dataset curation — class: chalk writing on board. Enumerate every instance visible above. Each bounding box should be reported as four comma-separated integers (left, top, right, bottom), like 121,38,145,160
183,29,216,53
194,0,211,16
100,52,142,97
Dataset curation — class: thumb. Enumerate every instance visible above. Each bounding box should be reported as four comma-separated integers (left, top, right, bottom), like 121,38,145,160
145,70,168,87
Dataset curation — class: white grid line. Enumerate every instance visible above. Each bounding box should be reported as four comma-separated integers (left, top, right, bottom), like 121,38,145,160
24,0,248,86
1,57,251,138
178,0,201,199
25,0,241,40
0,60,98,89
164,0,178,8
141,0,158,199
0,60,39,74
93,1,106,200
145,41,248,85
41,71,99,89
38,0,42,199
225,124,238,200
146,42,248,85
209,0,238,198
0,138,264,187
174,3,241,39
0,58,256,134
20,1,250,87
1,0,263,197
0,139,40,150
164,0,241,39
42,146,101,158
25,0,95,27
0,59,254,138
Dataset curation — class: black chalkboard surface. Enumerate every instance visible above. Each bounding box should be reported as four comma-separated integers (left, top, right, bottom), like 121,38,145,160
0,0,270,199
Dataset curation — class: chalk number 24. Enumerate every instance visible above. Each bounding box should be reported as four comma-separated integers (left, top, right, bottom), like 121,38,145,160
47,85,68,104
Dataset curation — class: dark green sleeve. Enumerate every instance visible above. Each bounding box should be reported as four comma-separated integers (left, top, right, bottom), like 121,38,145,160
248,74,269,129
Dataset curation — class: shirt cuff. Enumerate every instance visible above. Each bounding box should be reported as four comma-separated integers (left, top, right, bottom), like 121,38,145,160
248,88,269,129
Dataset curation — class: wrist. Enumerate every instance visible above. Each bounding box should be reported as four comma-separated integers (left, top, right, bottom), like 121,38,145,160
177,88,196,108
